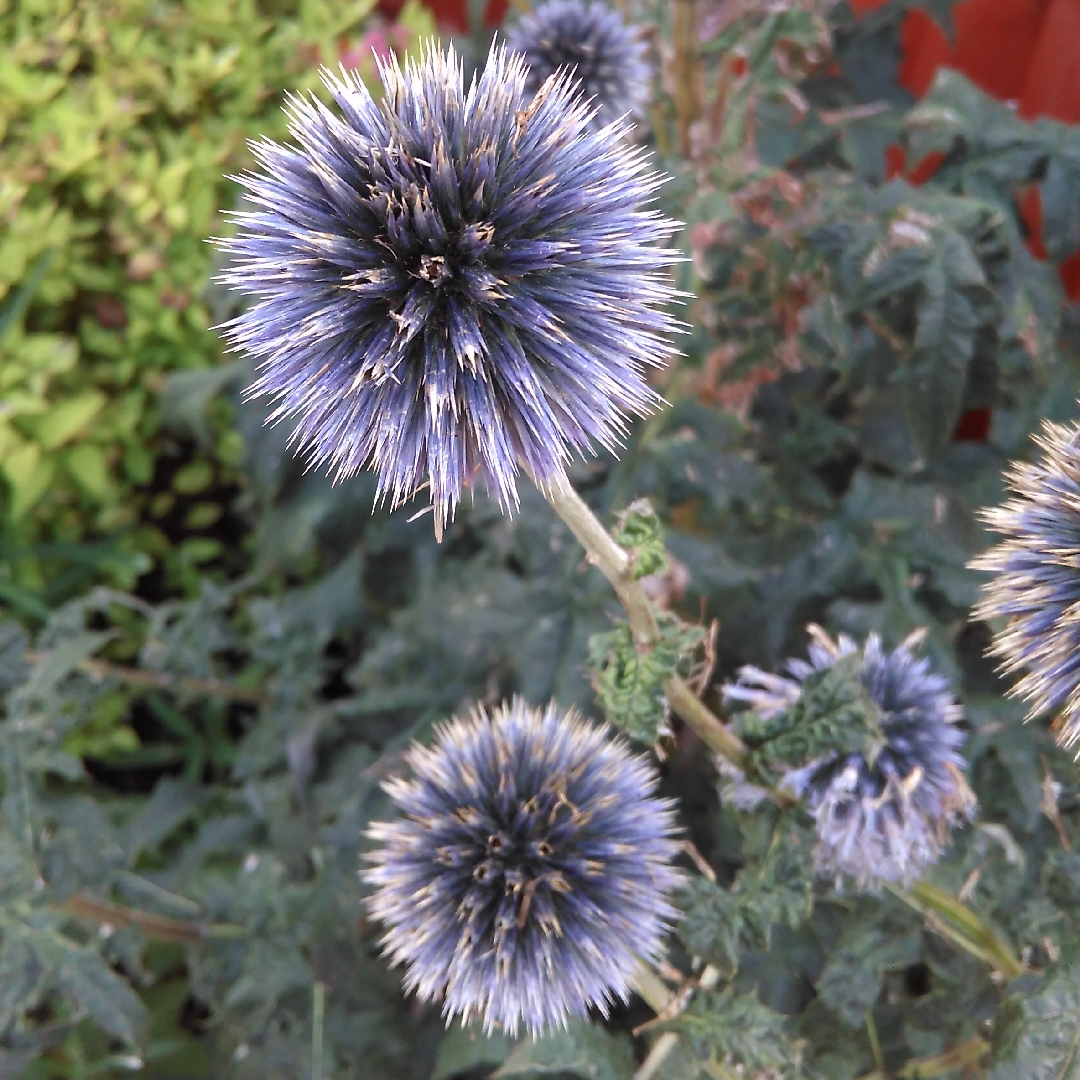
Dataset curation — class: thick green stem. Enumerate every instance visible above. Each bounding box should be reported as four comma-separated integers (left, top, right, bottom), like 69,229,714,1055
542,470,659,645
539,470,749,770
665,674,749,771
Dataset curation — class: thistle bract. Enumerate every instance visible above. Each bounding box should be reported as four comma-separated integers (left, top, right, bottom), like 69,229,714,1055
363,699,682,1036
971,420,1080,749
724,628,974,886
505,0,652,133
217,44,680,536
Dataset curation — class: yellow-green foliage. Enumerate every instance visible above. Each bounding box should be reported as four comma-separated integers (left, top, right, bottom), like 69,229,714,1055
0,0,400,548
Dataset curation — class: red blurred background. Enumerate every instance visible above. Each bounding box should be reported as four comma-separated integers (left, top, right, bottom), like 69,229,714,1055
853,0,1080,303
377,0,509,33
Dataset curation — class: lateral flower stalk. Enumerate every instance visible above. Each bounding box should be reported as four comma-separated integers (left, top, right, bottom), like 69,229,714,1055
539,469,749,769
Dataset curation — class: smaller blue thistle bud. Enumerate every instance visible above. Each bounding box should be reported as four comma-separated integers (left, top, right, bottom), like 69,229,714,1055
505,0,652,133
363,699,682,1036
971,420,1080,749
724,627,974,887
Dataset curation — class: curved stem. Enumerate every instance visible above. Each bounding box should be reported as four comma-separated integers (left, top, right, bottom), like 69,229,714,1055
541,470,658,645
538,470,749,770
665,674,749,771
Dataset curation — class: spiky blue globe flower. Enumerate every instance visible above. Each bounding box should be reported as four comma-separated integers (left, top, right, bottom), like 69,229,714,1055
216,44,680,536
505,0,652,133
363,699,682,1036
972,420,1080,749
723,627,974,887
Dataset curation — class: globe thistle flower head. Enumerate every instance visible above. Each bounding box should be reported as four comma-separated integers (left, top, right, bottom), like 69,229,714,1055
363,699,682,1037
505,0,652,133
971,419,1080,750
216,43,681,537
723,626,974,887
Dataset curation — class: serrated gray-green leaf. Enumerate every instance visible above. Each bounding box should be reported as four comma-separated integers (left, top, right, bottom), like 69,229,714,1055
611,500,668,580
678,815,813,976
24,748,84,781
1009,266,1063,370
905,70,1010,160
589,622,666,743
0,622,29,691
120,777,205,863
935,227,988,289
2,743,36,853
494,1019,636,1080
513,602,601,711
0,935,50,1035
0,831,40,905
260,549,366,654
859,244,933,306
589,615,704,744
1040,156,1080,264
221,941,310,1011
13,630,113,705
667,987,796,1074
989,954,1080,1080
159,361,247,449
678,877,744,972
838,109,905,184
815,924,920,1028
47,934,146,1045
905,250,978,459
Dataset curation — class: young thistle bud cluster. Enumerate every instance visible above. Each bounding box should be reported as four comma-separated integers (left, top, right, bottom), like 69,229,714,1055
505,0,652,135
725,628,974,887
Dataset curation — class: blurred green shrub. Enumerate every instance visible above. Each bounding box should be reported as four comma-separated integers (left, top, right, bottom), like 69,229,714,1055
0,0,419,588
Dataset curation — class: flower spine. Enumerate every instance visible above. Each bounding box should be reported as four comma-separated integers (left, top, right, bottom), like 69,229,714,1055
505,0,652,134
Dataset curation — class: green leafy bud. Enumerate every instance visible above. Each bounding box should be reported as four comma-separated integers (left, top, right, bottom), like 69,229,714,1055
588,613,704,743
611,499,669,580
